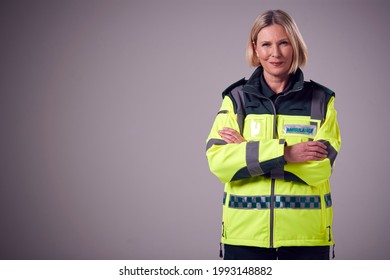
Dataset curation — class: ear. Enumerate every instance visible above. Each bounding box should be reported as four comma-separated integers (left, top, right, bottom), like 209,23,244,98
253,42,259,57
253,45,259,57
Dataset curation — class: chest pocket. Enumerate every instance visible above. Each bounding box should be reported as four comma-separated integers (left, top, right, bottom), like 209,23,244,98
243,114,273,141
278,116,320,145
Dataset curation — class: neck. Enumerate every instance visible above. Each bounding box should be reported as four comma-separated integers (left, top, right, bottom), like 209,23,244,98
263,72,290,94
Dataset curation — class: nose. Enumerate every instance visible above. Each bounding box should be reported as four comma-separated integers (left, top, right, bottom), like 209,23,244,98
271,45,281,57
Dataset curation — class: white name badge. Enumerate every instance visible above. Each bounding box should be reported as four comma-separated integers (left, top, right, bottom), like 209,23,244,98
284,124,317,136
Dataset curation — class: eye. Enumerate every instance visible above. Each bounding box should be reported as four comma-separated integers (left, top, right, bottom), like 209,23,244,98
261,43,270,47
280,41,289,46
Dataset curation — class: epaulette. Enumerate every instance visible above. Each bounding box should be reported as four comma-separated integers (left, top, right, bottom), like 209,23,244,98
309,80,335,97
222,78,247,98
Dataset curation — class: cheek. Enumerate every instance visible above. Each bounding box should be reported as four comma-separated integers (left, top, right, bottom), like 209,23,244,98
283,48,293,61
256,48,267,60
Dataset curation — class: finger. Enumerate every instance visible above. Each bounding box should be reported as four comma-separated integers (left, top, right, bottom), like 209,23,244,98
308,141,327,150
220,131,245,144
312,151,327,158
223,127,243,134
218,130,235,139
219,128,246,144
219,131,236,143
308,147,328,155
306,151,327,161
306,143,328,155
221,127,237,132
219,129,239,139
316,141,328,149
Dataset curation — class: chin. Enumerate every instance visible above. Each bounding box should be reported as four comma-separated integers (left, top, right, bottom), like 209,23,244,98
266,69,289,78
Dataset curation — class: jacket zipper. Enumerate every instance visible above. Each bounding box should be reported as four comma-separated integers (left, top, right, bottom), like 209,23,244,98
270,179,276,248
219,222,225,258
245,85,303,248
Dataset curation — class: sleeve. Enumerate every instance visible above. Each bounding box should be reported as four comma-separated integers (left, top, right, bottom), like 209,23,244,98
206,96,286,183
281,96,341,186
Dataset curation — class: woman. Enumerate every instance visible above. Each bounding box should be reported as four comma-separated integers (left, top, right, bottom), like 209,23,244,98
206,10,341,260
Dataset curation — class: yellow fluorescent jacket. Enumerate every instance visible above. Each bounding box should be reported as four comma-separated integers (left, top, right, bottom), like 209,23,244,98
206,67,341,248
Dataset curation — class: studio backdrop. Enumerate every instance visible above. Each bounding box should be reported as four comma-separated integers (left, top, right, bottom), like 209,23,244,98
1,0,389,259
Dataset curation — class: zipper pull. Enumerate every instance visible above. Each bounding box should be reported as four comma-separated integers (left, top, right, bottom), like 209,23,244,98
326,225,331,242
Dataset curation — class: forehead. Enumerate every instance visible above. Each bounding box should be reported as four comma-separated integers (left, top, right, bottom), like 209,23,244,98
257,24,289,41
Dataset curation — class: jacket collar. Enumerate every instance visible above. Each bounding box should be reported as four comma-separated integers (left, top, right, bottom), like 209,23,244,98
243,66,305,97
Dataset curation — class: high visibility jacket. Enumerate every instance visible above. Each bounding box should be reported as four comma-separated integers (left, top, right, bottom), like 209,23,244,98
206,67,341,248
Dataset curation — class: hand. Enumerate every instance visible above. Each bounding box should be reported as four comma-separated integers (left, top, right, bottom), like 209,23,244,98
218,127,246,144
284,141,328,163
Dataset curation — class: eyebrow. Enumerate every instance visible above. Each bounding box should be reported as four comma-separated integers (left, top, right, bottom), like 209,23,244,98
258,38,290,44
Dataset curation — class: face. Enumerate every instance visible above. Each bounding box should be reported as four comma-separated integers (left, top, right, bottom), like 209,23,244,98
255,24,293,80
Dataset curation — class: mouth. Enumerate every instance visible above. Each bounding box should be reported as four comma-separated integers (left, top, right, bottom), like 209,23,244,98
269,62,283,67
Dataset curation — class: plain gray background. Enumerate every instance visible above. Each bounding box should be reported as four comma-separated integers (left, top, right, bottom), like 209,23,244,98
1,0,389,260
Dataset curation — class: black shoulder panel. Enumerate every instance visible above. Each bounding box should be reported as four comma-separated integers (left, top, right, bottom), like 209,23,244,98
222,78,247,98
309,80,335,97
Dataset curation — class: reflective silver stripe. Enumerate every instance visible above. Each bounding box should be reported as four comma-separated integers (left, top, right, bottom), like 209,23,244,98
311,87,325,121
318,140,338,167
309,121,318,140
229,194,329,209
246,141,263,176
230,87,245,135
206,138,227,151
271,168,284,180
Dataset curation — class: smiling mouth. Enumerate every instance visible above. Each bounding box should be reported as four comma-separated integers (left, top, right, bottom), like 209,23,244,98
270,62,283,66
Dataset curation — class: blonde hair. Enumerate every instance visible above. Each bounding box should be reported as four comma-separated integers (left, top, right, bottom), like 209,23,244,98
246,10,308,74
